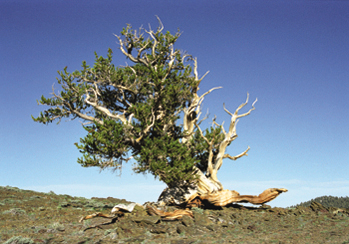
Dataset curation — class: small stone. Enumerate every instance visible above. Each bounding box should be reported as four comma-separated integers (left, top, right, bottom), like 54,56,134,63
176,225,186,234
262,204,271,209
150,225,168,234
205,224,216,231
247,225,257,231
56,226,65,231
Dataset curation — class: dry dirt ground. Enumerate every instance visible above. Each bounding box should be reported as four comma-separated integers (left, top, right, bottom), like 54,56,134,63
1,185,349,244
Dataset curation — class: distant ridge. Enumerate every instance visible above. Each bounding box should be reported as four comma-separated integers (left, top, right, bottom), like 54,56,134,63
289,195,349,209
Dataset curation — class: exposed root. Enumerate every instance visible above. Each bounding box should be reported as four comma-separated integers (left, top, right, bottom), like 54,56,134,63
79,211,126,232
79,203,140,223
146,205,194,220
78,188,287,227
79,212,118,223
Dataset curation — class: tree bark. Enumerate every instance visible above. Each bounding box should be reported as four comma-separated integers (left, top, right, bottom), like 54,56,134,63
158,178,288,207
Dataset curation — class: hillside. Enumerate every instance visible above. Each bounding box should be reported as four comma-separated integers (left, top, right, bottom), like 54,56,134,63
1,185,349,243
289,195,349,209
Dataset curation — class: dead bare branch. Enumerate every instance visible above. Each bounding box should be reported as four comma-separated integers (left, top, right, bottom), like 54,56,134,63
207,93,257,181
223,146,250,161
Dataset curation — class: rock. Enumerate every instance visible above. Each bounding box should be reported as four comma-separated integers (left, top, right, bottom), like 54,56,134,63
247,225,257,231
193,212,212,226
118,219,136,230
133,215,161,225
38,229,47,234
205,224,216,231
310,201,328,213
150,225,168,234
176,225,186,234
133,204,148,216
277,209,288,216
181,215,194,227
56,226,65,232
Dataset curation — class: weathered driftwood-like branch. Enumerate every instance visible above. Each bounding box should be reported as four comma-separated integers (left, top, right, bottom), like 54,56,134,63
146,205,193,220
145,17,164,63
79,188,287,224
79,212,117,223
189,188,288,207
79,203,139,223
81,188,287,223
223,146,250,160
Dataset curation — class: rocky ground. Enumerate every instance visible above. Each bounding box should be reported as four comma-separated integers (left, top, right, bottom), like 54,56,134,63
1,185,349,244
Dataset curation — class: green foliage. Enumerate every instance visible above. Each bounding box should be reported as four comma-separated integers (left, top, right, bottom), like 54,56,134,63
32,21,224,187
3,208,26,215
76,119,130,169
4,236,34,244
135,134,198,186
191,207,204,214
48,222,65,231
290,195,349,209
3,186,22,192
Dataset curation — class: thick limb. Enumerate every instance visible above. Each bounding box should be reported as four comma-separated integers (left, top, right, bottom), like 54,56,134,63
192,188,288,207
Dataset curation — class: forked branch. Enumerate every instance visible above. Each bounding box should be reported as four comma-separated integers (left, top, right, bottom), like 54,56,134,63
207,93,257,182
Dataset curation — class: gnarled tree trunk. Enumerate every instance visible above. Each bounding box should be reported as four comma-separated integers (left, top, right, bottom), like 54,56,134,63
158,175,287,207
157,58,287,207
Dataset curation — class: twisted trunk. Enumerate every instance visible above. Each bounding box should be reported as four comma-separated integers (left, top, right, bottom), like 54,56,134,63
157,170,287,207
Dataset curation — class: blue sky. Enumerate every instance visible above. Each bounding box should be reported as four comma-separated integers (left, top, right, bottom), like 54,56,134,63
1,0,348,208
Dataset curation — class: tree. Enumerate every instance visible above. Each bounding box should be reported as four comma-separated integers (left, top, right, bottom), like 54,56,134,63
32,18,287,207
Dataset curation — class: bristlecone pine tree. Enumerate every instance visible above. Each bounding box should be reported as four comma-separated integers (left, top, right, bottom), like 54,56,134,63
33,19,287,207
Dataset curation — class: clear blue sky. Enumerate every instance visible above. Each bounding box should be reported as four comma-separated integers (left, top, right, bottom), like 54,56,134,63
1,0,348,207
